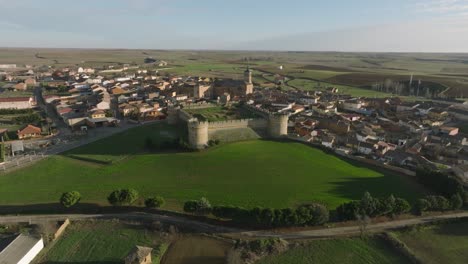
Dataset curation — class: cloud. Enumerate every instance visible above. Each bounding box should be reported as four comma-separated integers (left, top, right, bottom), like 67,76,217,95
415,0,468,14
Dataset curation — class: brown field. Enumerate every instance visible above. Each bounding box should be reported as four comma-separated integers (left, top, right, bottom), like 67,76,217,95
162,236,232,264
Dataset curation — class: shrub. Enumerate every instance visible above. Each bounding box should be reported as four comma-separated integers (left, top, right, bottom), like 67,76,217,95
183,197,212,215
107,189,139,206
60,191,81,208
425,195,451,211
415,198,430,213
450,194,463,210
393,198,411,214
145,196,165,208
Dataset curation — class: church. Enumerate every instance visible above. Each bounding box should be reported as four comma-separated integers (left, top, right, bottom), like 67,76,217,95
194,67,254,99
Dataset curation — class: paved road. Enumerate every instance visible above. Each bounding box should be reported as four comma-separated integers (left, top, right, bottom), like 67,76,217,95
0,212,467,240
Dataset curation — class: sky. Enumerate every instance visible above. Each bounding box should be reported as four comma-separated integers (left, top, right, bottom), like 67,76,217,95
1,0,468,52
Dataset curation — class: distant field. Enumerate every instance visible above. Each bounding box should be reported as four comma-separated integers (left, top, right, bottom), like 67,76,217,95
0,125,427,209
36,221,165,263
395,220,468,264
257,237,411,264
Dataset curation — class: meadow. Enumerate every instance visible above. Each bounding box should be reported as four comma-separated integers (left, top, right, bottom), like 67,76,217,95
394,220,468,264
0,124,427,210
35,220,167,263
257,237,411,264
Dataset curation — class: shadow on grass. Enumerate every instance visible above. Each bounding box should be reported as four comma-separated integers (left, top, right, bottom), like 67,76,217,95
433,218,468,237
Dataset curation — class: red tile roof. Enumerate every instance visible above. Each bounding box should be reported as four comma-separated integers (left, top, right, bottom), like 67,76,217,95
17,124,41,135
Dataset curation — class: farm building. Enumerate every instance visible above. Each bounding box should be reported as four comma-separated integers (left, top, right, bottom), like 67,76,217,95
124,246,152,264
0,97,36,109
0,234,44,264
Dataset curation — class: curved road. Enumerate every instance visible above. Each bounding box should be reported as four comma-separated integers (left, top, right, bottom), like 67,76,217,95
0,211,467,240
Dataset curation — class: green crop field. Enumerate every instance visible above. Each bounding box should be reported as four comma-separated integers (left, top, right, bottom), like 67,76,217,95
35,221,166,263
0,124,427,209
257,237,411,264
394,220,468,264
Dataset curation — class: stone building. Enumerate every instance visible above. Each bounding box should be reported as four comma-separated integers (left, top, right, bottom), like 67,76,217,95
194,67,254,99
124,246,152,264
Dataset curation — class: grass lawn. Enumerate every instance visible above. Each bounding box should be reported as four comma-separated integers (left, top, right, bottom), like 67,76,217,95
0,136,427,209
257,237,411,264
184,105,260,122
66,122,185,163
35,220,165,263
394,220,468,264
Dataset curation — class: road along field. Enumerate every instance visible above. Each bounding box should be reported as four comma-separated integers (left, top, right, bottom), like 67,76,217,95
0,124,428,210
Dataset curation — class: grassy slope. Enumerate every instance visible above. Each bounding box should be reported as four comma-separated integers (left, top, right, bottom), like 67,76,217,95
36,221,163,263
395,221,468,264
0,138,427,209
258,237,411,264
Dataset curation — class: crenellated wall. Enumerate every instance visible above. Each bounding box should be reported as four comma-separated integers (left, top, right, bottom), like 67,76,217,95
168,105,289,149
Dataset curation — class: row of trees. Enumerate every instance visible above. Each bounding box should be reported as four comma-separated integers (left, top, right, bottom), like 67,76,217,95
59,189,165,209
183,198,329,227
417,194,464,213
336,192,411,221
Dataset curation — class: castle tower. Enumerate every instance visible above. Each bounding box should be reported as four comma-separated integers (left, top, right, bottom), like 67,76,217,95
268,113,289,138
244,66,254,95
188,119,209,149
167,106,180,125
244,66,252,84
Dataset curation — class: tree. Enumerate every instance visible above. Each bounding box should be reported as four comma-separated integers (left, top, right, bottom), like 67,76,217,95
393,198,411,215
360,192,377,216
450,194,463,210
107,189,139,206
416,198,430,214
383,195,396,215
145,196,165,208
60,191,81,208
0,143,5,163
183,197,212,215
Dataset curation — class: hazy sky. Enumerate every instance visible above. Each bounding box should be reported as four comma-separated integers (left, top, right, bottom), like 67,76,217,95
1,0,468,51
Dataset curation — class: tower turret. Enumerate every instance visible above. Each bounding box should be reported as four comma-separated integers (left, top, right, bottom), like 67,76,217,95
244,66,252,84
268,113,289,138
188,119,209,149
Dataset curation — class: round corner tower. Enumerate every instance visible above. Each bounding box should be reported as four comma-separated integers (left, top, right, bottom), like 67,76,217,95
268,113,289,138
188,119,209,149
244,66,252,84
167,106,180,125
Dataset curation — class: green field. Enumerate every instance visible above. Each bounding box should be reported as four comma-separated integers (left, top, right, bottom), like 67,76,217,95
395,220,468,264
36,221,165,263
0,123,427,209
257,237,411,264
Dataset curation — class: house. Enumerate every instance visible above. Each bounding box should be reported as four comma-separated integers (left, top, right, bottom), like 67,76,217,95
439,126,459,136
13,82,27,91
0,234,44,264
24,78,37,87
124,246,152,264
17,125,42,139
90,110,106,119
357,142,375,155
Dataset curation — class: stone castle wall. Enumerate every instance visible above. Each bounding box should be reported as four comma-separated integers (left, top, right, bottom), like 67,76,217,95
168,105,289,149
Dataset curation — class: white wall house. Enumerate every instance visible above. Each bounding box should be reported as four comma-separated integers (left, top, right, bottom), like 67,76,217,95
0,234,44,264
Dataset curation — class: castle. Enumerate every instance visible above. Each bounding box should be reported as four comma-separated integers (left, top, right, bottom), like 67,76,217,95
194,67,254,99
168,104,289,149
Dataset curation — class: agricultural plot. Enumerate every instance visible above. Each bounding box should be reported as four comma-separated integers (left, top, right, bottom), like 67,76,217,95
35,220,166,263
0,135,427,209
161,236,231,264
257,237,411,264
395,220,468,264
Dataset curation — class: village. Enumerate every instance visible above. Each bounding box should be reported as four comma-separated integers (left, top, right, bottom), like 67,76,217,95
1,61,468,186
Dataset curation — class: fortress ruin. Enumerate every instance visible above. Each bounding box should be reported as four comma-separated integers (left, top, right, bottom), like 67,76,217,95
167,104,289,149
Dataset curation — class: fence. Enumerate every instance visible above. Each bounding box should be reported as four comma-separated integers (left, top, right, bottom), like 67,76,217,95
0,154,46,174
